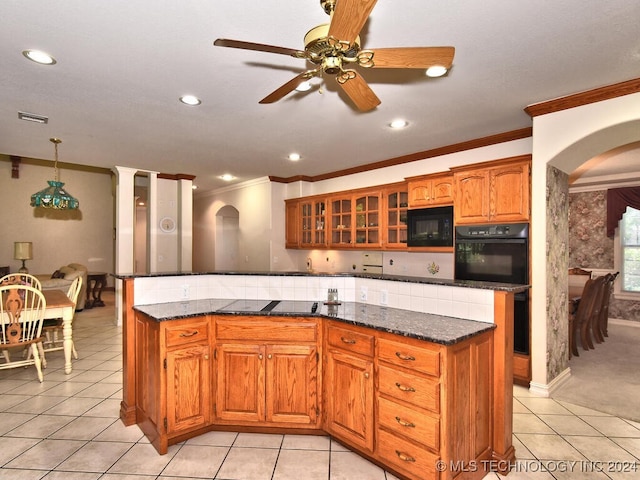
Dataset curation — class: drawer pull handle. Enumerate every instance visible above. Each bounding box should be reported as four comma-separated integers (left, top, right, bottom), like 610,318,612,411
395,352,416,361
395,450,416,463
179,331,199,337
341,337,356,345
395,382,416,392
395,416,415,428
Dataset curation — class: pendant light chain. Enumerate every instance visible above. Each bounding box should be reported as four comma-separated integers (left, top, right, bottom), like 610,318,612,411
51,137,61,182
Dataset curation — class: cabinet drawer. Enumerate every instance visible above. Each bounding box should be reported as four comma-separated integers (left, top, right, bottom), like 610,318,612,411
216,318,317,343
326,324,374,357
378,337,440,377
378,396,439,451
377,427,438,480
165,318,210,347
378,364,440,412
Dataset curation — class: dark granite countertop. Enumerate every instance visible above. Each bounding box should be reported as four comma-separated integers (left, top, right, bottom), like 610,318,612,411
134,299,496,346
113,270,529,293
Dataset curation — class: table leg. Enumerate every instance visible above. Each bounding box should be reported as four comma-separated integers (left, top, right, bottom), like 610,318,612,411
63,308,73,374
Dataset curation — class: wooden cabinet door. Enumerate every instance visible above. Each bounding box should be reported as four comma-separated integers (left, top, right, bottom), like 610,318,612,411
383,186,408,249
354,193,381,247
454,169,490,224
266,344,319,426
166,344,211,434
490,161,530,222
325,349,374,452
329,197,353,247
215,343,265,423
430,175,454,206
285,200,299,248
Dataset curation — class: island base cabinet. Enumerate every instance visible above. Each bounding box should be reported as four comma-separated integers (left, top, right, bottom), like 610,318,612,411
377,428,438,480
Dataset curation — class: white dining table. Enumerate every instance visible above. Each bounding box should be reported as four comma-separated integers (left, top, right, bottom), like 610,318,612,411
41,289,76,374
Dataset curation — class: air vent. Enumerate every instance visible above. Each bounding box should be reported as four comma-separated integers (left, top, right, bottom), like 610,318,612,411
18,111,48,124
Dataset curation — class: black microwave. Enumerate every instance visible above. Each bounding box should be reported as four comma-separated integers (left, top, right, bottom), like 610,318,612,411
407,206,454,247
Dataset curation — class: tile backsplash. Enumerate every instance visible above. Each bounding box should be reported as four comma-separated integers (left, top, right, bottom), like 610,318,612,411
134,274,495,324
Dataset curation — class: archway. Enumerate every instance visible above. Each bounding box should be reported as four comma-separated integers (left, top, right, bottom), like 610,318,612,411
215,205,240,271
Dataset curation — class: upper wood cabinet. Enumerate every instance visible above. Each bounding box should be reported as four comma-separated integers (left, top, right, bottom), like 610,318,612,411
382,183,408,249
407,172,454,208
452,156,531,225
285,200,299,248
328,190,382,249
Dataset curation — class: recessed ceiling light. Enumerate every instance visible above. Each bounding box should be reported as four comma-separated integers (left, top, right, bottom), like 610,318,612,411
22,49,56,65
426,65,447,78
389,119,408,129
220,174,234,181
288,153,301,161
295,81,312,92
179,95,201,106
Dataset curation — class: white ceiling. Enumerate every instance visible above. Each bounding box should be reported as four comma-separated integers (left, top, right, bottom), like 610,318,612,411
1,0,639,193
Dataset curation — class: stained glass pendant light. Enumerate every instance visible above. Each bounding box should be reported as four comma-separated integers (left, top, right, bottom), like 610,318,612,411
30,138,79,209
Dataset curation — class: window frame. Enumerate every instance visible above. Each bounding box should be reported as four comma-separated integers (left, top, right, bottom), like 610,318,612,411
614,206,640,300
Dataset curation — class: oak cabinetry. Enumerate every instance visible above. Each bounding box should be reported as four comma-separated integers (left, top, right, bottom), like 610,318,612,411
382,183,408,249
452,156,531,225
329,190,382,248
375,331,494,480
407,173,454,208
214,316,320,428
135,313,212,454
324,322,375,452
284,200,299,248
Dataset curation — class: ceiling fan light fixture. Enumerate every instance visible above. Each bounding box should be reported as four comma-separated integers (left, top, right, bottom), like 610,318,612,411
426,65,448,78
22,49,56,65
179,95,201,106
295,81,312,92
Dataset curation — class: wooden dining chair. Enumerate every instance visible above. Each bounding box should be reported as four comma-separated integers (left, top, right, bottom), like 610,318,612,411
595,272,619,341
42,276,82,359
0,273,42,290
0,284,47,382
569,276,603,357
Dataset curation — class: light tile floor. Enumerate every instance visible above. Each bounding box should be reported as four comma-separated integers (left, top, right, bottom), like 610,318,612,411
0,295,638,479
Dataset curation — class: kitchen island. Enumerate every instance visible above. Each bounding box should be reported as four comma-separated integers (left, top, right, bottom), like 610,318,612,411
115,272,526,480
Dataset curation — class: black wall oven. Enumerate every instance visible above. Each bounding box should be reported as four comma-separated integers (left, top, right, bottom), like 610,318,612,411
454,223,529,355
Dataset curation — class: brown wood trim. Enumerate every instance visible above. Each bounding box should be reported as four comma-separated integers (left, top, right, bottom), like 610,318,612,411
10,156,20,179
491,290,516,473
157,173,197,181
269,128,532,184
449,153,532,172
524,77,640,117
119,278,137,426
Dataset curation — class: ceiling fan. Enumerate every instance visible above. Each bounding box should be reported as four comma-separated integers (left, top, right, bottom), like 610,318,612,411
214,0,455,112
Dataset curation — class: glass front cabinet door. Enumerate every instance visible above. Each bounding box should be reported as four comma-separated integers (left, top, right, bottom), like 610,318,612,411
384,185,408,249
301,199,327,248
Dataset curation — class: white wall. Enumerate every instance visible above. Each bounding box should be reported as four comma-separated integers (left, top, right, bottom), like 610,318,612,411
0,157,114,284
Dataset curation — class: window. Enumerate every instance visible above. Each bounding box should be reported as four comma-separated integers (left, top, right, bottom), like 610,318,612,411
616,207,640,297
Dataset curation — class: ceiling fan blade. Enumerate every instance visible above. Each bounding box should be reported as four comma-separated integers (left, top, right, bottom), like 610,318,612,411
337,72,381,112
214,39,305,58
328,0,378,45
259,70,319,104
369,47,455,69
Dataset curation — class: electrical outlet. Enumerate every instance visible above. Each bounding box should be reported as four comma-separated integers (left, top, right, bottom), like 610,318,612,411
182,284,190,299
360,286,368,302
380,289,388,306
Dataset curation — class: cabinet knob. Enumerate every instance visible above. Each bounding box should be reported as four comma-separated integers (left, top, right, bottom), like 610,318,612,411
259,354,263,360
364,372,370,379
204,355,209,360
268,354,272,359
